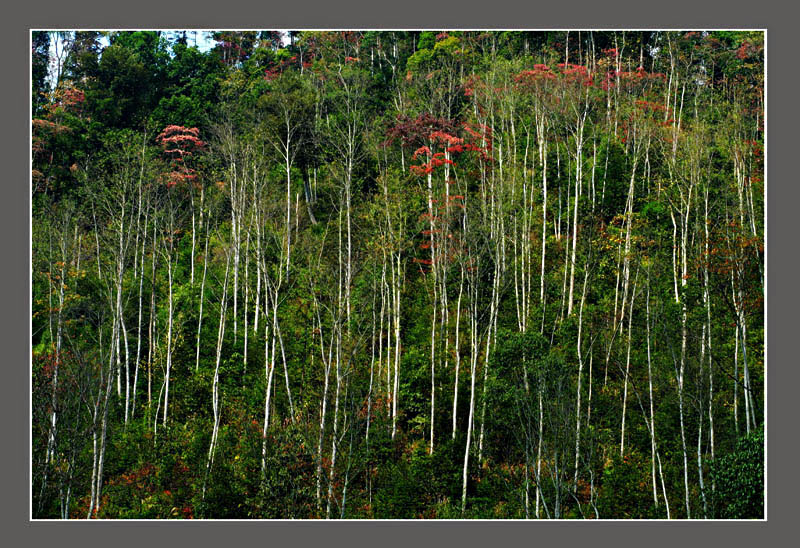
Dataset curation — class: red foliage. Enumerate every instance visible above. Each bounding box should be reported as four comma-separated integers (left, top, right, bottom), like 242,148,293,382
429,131,463,146
735,39,764,61
561,64,589,78
33,118,70,135
60,87,85,106
157,125,206,156
157,125,206,188
385,114,458,149
410,164,434,176
635,99,669,114
413,145,431,160
514,66,556,88
43,86,86,118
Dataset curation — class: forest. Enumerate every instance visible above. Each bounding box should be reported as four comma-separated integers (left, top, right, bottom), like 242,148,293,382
31,30,764,519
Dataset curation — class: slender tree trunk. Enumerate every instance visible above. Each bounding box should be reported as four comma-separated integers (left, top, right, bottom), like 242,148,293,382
196,219,210,371
646,272,658,508
573,263,590,486
203,249,231,501
162,238,174,427
620,272,638,457
452,265,464,439
132,208,148,419
461,280,479,515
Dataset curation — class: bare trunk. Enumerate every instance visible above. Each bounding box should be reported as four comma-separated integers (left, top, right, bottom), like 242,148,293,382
620,273,638,457
195,220,210,371
573,264,589,486
452,266,465,439
162,243,174,427
202,250,231,501
461,281,479,515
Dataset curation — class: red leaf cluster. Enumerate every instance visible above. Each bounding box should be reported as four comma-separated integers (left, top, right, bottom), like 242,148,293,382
413,145,431,160
157,125,206,154
429,131,463,146
157,125,206,188
385,114,458,149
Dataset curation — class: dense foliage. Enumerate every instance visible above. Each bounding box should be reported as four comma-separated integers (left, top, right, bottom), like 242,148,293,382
32,30,764,519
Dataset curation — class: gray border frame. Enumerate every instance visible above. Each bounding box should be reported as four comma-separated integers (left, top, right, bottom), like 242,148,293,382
6,0,794,545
